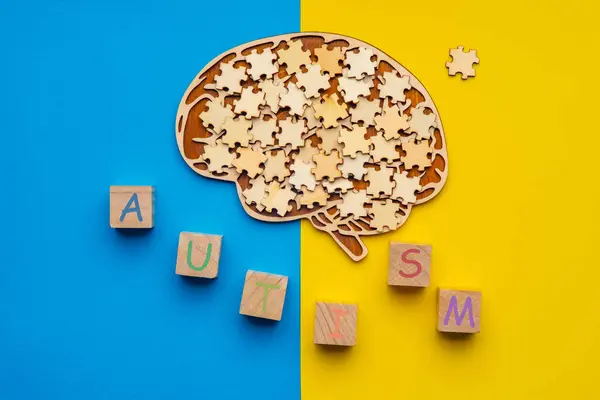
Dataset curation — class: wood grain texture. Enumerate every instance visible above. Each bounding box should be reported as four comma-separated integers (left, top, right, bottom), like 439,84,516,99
437,289,481,334
314,302,357,346
175,232,222,279
239,270,288,321
109,186,154,229
175,33,448,262
388,242,431,287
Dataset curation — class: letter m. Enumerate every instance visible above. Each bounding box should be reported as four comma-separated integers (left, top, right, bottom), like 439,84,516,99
444,296,475,328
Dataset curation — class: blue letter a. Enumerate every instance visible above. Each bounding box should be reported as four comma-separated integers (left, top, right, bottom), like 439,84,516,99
120,193,143,222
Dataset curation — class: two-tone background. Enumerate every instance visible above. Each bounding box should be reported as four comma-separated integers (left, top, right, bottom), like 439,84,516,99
1,0,599,399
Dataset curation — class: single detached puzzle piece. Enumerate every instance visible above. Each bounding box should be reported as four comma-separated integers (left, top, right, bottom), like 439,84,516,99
220,116,252,148
263,181,296,216
242,175,268,211
289,160,317,191
313,93,348,128
276,39,311,75
202,139,235,173
234,87,265,119
312,150,342,181
233,147,267,178
368,199,402,231
296,64,330,98
215,62,247,94
365,167,395,197
245,48,279,80
344,47,377,78
314,45,345,76
446,46,479,80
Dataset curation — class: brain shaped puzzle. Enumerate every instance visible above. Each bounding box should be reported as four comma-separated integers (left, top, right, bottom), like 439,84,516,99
175,33,448,261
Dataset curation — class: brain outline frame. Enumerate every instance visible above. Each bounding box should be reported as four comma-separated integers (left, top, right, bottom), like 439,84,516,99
175,32,448,262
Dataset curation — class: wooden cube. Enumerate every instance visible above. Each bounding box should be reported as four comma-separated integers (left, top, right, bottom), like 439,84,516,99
388,242,431,287
314,302,357,346
437,289,481,333
110,186,154,229
239,270,288,321
175,232,222,279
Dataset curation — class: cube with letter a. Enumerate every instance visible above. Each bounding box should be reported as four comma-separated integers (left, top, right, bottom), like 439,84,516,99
110,186,154,229
388,242,431,287
437,289,481,333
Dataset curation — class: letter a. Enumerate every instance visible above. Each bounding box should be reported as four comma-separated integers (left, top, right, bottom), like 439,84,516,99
119,193,143,222
444,296,475,328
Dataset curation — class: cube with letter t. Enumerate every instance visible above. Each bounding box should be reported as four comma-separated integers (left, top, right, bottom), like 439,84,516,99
239,270,288,321
110,186,154,229
437,289,481,333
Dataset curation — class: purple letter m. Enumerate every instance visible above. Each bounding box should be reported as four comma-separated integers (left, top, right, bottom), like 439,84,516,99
444,296,475,328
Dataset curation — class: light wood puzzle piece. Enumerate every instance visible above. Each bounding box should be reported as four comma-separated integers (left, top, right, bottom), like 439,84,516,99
375,103,410,140
401,140,432,171
314,45,345,76
313,93,348,128
233,147,267,178
338,189,369,217
344,47,376,78
176,232,222,279
245,48,278,80
314,302,357,346
365,167,395,197
388,242,431,287
234,87,265,119
289,160,317,190
215,62,247,94
296,64,330,98
220,116,252,148
408,104,436,140
262,150,290,183
240,270,288,321
338,125,371,157
278,118,306,149
110,186,154,229
176,33,450,263
312,150,342,181
276,39,311,75
438,289,481,333
446,46,479,80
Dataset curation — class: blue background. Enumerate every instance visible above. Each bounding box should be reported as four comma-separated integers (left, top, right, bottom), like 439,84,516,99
0,1,300,398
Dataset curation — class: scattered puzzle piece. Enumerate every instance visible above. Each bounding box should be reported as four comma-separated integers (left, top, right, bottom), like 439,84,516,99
339,154,370,179
220,116,253,148
278,118,306,149
276,39,311,75
312,150,342,181
234,87,265,119
296,184,329,209
337,70,374,103
338,190,369,217
365,167,395,197
350,97,381,126
446,46,479,80
202,140,235,173
374,104,410,140
369,200,401,231
314,45,345,76
242,175,268,211
338,125,371,157
245,48,278,80
263,181,296,216
344,47,377,78
370,134,401,164
407,104,436,140
401,140,432,171
313,93,348,128
322,177,354,194
280,82,311,116
250,117,277,147
316,126,342,155
296,64,330,98
215,62,247,94
294,141,320,163
200,96,235,133
378,71,411,103
390,171,422,205
259,78,287,112
303,99,321,131
289,160,317,191
263,150,290,183
233,147,267,178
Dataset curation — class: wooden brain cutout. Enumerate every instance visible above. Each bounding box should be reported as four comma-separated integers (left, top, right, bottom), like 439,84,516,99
175,33,448,262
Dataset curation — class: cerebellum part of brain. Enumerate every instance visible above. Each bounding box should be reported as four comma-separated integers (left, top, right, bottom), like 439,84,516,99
175,33,448,262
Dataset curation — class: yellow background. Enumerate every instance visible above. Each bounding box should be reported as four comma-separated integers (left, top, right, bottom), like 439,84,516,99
300,1,600,398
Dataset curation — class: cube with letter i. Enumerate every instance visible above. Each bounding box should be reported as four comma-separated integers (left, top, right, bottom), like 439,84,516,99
110,186,154,229
388,242,431,287
239,270,288,321
176,232,222,279
314,302,357,347
437,289,481,333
